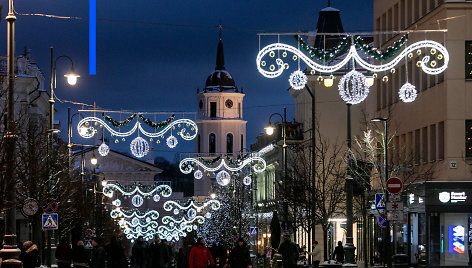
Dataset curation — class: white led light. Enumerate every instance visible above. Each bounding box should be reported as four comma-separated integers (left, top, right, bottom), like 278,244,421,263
164,199,221,212
103,183,172,198
110,208,159,220
399,82,417,103
173,209,179,215
179,156,266,174
289,70,307,90
194,170,203,180
153,194,161,202
338,69,370,105
98,142,110,156
205,212,211,219
243,176,252,186
112,199,121,206
166,135,178,148
130,137,149,158
216,170,231,186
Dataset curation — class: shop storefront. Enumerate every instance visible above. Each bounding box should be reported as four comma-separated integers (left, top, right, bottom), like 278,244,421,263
408,181,472,267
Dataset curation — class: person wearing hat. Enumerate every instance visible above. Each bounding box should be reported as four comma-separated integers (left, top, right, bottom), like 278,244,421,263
229,238,252,268
189,238,215,268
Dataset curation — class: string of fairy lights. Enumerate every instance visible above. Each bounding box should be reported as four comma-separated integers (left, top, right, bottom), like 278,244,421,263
103,182,221,242
256,32,449,105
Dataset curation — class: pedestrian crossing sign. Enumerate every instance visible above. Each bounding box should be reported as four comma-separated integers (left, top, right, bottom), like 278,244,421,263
250,227,258,237
42,213,58,230
84,240,93,250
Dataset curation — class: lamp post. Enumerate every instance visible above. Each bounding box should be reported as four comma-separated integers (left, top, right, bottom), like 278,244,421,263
371,117,390,266
0,0,22,266
265,108,288,232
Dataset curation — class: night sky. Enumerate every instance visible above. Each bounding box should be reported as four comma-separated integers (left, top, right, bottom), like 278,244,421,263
1,0,372,162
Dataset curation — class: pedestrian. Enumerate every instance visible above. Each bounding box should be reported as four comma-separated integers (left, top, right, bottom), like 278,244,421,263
277,234,298,268
308,241,321,268
159,239,172,268
333,241,344,263
132,236,149,268
149,236,161,268
189,238,215,268
91,237,106,268
177,242,193,268
72,241,90,268
19,241,40,268
229,238,252,268
55,237,72,268
169,242,177,268
106,236,127,268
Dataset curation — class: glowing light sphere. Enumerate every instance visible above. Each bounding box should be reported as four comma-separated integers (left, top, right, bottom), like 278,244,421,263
338,69,370,105
136,226,142,233
193,225,197,230
112,199,121,206
146,217,151,223
98,142,109,156
132,195,144,207
130,137,149,158
216,170,231,186
399,82,417,103
153,194,161,202
243,176,252,186
289,70,308,90
194,170,203,180
132,217,139,226
205,212,211,219
173,209,179,215
187,208,197,219
166,135,178,148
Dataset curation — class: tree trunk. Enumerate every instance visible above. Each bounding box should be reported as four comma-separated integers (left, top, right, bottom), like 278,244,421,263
323,225,329,261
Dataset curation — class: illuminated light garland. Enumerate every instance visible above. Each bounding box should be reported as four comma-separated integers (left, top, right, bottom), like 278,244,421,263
132,195,144,207
166,135,178,148
130,137,150,158
162,215,206,230
164,199,221,213
256,40,449,79
398,82,417,103
243,176,252,186
216,170,231,186
98,142,109,156
289,70,308,90
118,218,159,229
179,156,266,174
110,208,159,220
103,183,172,199
253,144,275,157
338,69,370,105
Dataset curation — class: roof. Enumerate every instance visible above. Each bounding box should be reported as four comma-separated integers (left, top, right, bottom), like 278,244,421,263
204,37,238,92
313,3,345,49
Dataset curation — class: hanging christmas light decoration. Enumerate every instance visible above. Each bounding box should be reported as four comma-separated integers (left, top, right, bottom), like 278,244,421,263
103,183,172,199
194,170,203,180
110,208,159,220
98,142,110,156
243,176,252,186
289,70,308,90
216,170,231,186
399,82,417,103
130,137,149,158
164,199,221,214
179,156,266,175
338,69,370,105
153,194,161,202
187,208,197,219
132,195,144,207
77,113,197,157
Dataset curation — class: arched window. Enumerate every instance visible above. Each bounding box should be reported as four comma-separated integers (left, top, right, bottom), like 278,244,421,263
197,134,201,153
241,134,244,152
227,134,233,155
209,133,216,154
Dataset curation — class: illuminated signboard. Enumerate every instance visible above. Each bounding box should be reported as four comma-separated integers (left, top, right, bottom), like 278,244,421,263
448,225,465,254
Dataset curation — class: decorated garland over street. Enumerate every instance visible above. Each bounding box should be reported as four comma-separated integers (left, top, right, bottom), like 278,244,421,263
179,156,266,174
354,34,408,61
103,183,172,199
139,114,175,129
295,35,350,63
102,113,137,127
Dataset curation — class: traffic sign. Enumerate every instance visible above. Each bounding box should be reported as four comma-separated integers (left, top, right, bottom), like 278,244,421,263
42,198,58,214
84,240,93,249
250,227,258,237
386,177,403,194
85,229,94,238
233,235,239,242
386,202,403,211
375,193,385,210
42,213,58,230
387,211,404,221
377,213,387,228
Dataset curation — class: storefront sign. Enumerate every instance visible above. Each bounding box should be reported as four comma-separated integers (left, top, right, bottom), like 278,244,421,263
439,191,467,203
425,182,472,212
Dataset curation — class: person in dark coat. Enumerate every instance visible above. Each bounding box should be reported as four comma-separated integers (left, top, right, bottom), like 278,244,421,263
55,237,72,268
149,236,162,268
159,239,172,268
19,241,40,268
73,241,90,268
91,237,106,268
106,236,127,268
333,241,345,263
229,238,252,268
278,235,298,268
132,236,149,268
177,242,193,268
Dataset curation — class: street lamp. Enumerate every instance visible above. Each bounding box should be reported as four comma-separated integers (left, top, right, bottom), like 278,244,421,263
91,153,98,166
264,108,288,232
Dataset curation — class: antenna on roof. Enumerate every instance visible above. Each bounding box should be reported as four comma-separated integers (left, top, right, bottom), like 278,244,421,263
218,23,223,41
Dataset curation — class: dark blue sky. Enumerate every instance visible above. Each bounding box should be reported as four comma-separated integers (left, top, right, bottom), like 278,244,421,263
1,0,372,162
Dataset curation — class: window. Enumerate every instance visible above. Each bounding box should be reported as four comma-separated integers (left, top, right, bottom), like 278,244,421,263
415,57,420,88
394,4,399,31
401,0,406,29
438,122,444,160
241,134,244,152
430,124,436,161
422,68,428,91
422,127,428,164
197,134,201,153
414,0,420,21
430,72,436,88
377,82,381,111
382,82,387,109
430,0,436,12
415,129,421,164
210,102,217,118
465,41,472,79
226,133,233,154
466,120,472,158
422,0,427,17
209,133,216,154
238,103,242,118
407,0,413,26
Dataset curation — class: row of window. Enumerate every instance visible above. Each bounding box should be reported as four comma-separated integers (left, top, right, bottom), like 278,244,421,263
197,133,244,154
392,121,444,165
375,0,443,46
205,101,242,118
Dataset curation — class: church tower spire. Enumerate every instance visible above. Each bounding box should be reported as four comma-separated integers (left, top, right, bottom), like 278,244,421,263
216,24,225,70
